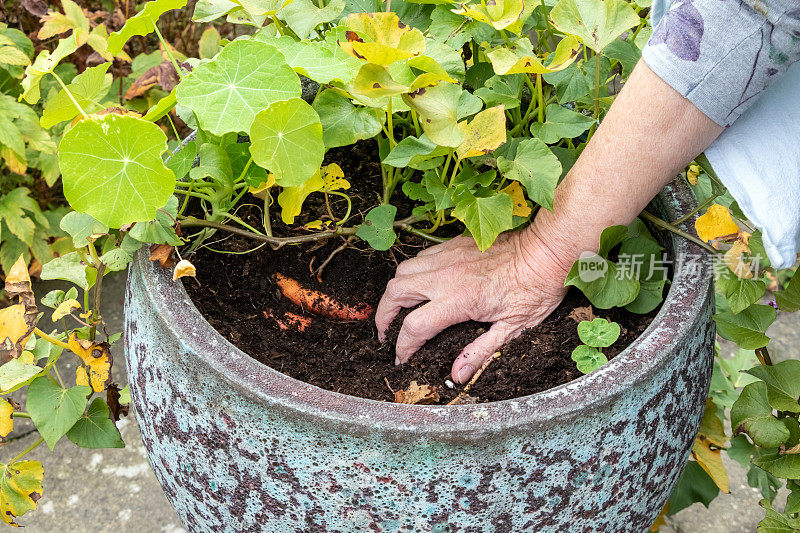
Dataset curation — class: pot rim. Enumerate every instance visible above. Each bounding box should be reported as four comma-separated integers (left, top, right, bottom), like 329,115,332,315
131,178,712,434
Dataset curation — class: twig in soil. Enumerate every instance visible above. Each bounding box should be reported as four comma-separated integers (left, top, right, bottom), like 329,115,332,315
314,236,355,282
384,377,394,393
447,352,501,405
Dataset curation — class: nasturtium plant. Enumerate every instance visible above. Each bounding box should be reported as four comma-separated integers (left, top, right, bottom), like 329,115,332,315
5,0,799,528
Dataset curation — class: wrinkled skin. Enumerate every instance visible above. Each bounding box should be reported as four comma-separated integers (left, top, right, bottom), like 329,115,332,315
375,229,569,384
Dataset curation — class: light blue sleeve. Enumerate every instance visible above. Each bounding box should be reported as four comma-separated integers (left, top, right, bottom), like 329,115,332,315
642,0,800,127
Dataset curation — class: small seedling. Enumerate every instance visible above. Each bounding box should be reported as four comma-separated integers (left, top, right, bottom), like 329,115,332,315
571,317,621,374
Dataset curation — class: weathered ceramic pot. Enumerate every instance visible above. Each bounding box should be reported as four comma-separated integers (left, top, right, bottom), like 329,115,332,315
124,178,714,533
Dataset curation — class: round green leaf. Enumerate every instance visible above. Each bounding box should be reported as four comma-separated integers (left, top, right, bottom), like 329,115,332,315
313,89,384,148
59,114,175,228
176,40,301,135
249,98,324,187
571,344,608,374
576,317,620,348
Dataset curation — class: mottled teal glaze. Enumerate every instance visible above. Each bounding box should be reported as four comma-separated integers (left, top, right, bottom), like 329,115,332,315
124,179,714,533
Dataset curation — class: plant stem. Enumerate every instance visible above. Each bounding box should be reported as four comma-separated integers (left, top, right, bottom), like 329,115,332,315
11,413,30,419
672,193,720,226
263,193,273,237
53,72,88,119
536,74,544,123
592,49,601,121
33,328,70,351
639,210,720,255
180,215,424,246
153,23,183,80
86,242,105,342
386,99,396,148
9,437,44,464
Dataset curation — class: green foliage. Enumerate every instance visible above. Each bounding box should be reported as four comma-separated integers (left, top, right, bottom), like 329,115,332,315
356,204,397,250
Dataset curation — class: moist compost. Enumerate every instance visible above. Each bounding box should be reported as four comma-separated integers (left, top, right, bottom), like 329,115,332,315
181,140,660,404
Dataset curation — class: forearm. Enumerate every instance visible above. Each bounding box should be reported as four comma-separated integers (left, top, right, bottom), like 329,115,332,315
526,60,724,273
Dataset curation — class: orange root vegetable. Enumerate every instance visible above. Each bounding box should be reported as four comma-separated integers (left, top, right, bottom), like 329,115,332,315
263,310,313,332
275,273,374,321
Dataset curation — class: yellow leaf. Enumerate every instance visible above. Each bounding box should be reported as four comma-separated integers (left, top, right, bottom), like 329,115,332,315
339,12,426,66
724,238,754,279
456,105,507,159
393,381,439,404
0,400,13,438
649,503,668,532
68,334,111,393
691,399,729,493
1,146,26,175
487,35,581,75
172,259,197,281
695,204,739,242
38,0,89,40
278,171,325,224
0,305,31,360
454,0,524,31
320,163,350,192
5,255,30,289
500,182,531,217
686,164,700,186
51,299,81,322
248,174,277,199
75,365,89,389
0,460,43,526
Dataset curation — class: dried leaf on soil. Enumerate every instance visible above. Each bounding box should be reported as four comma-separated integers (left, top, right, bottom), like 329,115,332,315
393,381,440,405
567,305,596,323
173,259,196,281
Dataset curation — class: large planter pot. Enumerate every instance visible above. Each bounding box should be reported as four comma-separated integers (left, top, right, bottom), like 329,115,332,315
124,178,714,533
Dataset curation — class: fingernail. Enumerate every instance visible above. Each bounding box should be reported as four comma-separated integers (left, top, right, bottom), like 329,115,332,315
395,356,401,366
457,365,475,384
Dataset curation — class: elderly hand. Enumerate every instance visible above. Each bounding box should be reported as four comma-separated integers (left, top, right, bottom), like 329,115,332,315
374,227,571,384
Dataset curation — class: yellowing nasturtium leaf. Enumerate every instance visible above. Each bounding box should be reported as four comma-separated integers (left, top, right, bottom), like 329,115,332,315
695,204,739,242
107,0,188,54
549,0,640,53
177,40,300,135
0,400,13,437
402,83,465,147
0,460,43,526
69,333,111,393
59,114,175,228
353,63,410,97
41,63,112,129
487,35,581,75
249,98,324,187
453,0,525,31
20,34,79,104
277,171,325,224
500,182,531,217
320,163,349,191
339,12,426,66
456,105,506,159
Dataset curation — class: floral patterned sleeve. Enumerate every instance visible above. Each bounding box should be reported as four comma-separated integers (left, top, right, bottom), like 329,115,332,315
642,0,800,127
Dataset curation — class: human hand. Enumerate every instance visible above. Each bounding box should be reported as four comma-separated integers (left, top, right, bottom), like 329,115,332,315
375,227,572,384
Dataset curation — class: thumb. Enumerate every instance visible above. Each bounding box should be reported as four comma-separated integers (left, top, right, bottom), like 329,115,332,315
451,322,517,385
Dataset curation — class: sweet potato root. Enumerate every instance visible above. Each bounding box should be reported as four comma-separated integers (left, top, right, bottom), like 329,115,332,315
275,273,374,321
263,310,312,332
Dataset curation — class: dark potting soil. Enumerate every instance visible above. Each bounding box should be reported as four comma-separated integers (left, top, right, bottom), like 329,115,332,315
181,140,660,404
